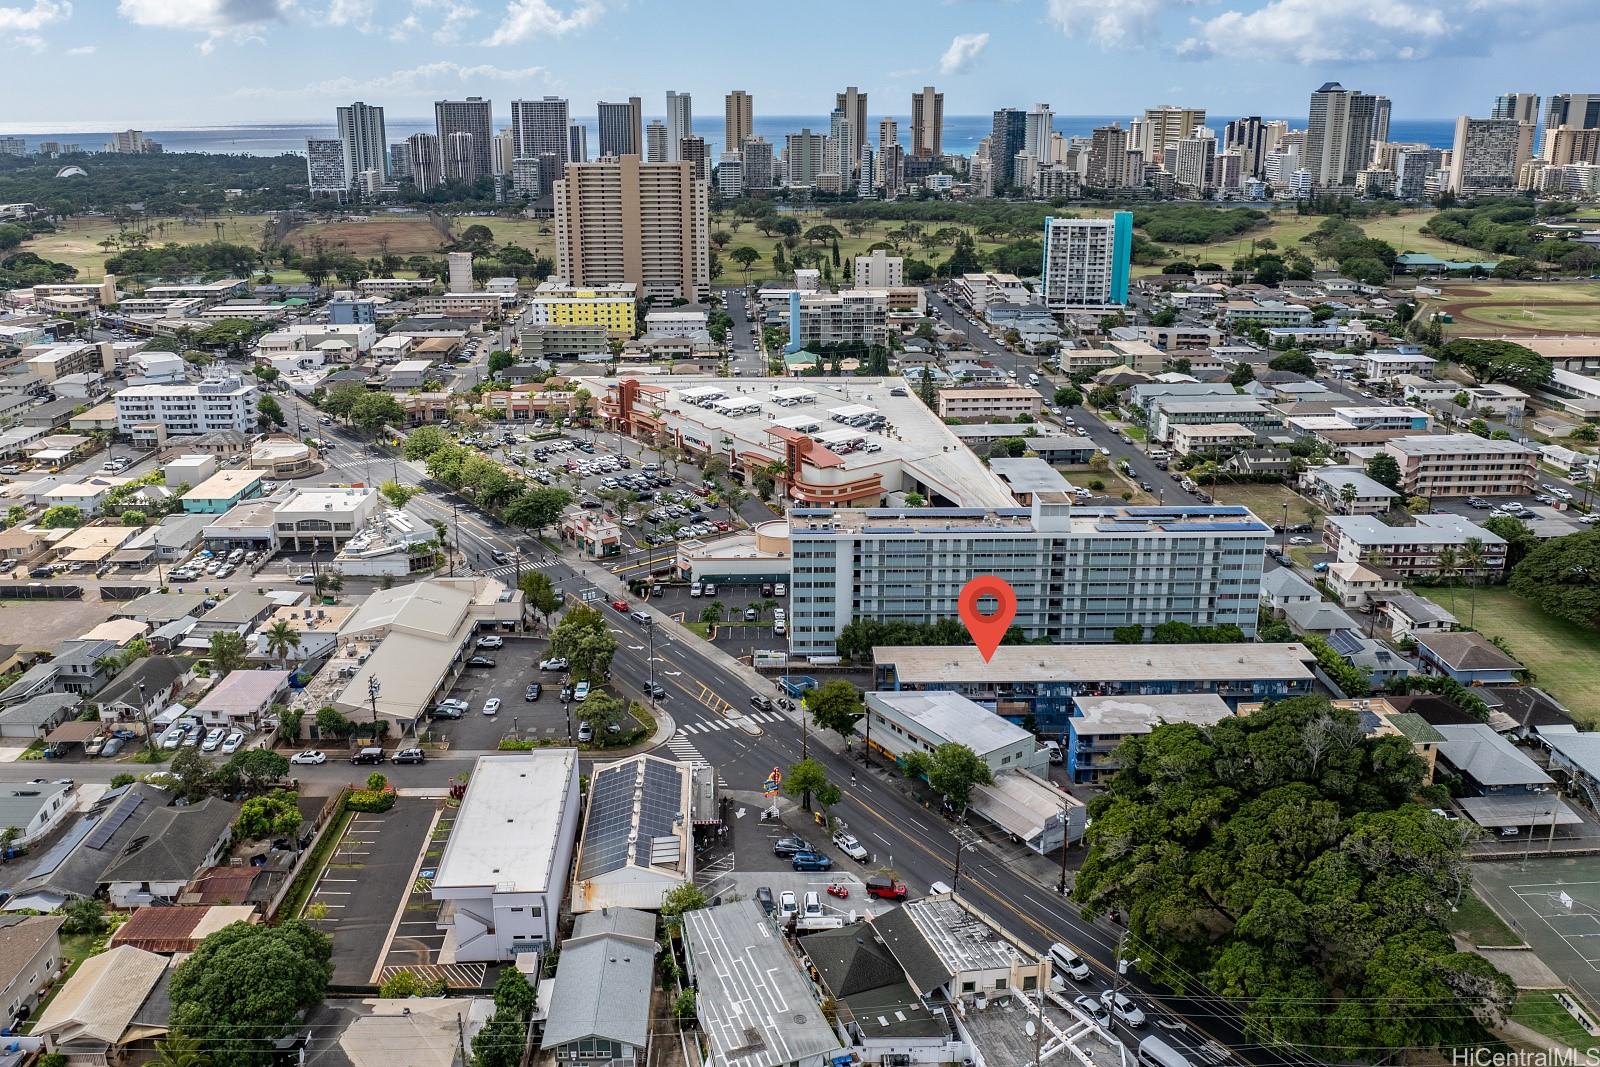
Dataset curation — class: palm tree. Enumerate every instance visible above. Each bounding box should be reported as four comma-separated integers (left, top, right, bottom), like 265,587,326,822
1461,536,1487,627
1338,483,1358,514
148,1035,210,1067
262,620,301,672
1437,544,1461,613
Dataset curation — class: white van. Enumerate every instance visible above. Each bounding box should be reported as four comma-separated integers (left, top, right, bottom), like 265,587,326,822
1048,942,1091,981
1027,374,1040,386
1137,1036,1192,1067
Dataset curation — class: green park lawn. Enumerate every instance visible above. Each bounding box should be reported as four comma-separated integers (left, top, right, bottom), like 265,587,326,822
1511,992,1600,1051
1418,586,1600,724
1448,889,1521,947
27,213,276,278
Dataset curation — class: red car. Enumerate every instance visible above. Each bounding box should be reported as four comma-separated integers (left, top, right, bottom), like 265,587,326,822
713,520,731,531
865,876,908,901
692,486,711,497
610,598,629,611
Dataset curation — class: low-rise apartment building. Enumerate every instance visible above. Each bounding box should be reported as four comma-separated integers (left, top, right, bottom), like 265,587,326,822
113,374,259,445
1384,433,1538,498
1359,348,1437,379
1323,513,1507,578
785,289,889,352
523,281,638,338
1150,396,1283,443
1169,422,1257,457
935,386,1043,422
955,272,1033,314
1223,300,1313,327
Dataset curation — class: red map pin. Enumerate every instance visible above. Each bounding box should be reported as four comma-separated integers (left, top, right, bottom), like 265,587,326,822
958,575,1017,663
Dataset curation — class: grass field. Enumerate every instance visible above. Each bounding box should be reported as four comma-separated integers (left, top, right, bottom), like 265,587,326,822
1134,209,1326,277
27,214,275,278
1417,586,1600,723
1210,483,1326,527
1431,280,1600,336
479,218,557,260
284,215,446,257
1449,889,1521,947
1510,992,1600,1051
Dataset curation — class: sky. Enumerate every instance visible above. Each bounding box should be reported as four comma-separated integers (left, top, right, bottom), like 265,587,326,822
2,0,1599,127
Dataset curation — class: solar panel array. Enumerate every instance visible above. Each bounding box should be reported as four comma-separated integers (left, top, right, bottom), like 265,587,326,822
633,761,685,869
85,792,144,851
574,761,684,881
24,817,96,880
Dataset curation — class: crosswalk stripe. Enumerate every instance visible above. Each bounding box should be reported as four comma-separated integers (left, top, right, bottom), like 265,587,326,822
482,558,560,580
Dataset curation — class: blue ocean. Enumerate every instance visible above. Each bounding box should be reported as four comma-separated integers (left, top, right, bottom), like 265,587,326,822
2,115,1459,157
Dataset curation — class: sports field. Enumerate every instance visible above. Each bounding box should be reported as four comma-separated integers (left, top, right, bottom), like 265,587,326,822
1417,586,1600,723
1475,857,1600,1017
1430,280,1600,336
26,214,275,278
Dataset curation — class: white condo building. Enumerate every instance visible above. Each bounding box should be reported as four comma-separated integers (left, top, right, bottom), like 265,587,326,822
853,249,904,288
789,500,1269,657
1041,213,1132,312
114,375,259,439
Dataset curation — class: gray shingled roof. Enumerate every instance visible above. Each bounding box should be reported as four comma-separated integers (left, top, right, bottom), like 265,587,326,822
541,909,655,1051
1435,724,1552,788
869,905,954,997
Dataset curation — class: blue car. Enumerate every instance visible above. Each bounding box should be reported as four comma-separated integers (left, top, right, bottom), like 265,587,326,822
791,851,833,872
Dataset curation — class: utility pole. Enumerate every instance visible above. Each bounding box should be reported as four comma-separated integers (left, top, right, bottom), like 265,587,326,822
801,697,809,760
1057,796,1072,894
137,681,155,758
646,616,658,713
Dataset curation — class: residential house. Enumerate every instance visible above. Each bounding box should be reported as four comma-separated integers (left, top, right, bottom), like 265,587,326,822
97,796,236,908
1281,599,1361,637
540,908,656,1066
1259,568,1319,616
800,923,963,1067
870,893,1051,1005
190,669,290,729
92,656,189,724
1380,593,1458,640
299,997,495,1067
0,639,116,707
0,692,80,740
0,779,77,846
1324,561,1405,609
1301,466,1400,515
30,944,172,1063
0,914,65,1030
107,905,258,955
1417,631,1523,686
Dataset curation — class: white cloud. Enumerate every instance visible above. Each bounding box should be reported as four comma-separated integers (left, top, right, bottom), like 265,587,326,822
0,0,70,32
234,60,550,100
65,43,95,53
117,0,288,51
1045,0,1196,48
483,0,601,45
1178,0,1452,61
938,31,989,75
325,0,373,28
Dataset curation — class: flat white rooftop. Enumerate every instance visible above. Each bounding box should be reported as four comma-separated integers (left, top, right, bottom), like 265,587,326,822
434,752,578,894
877,643,1317,684
867,690,1031,756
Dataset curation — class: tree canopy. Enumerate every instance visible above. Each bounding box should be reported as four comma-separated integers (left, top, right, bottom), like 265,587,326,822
549,604,619,680
1364,453,1402,493
1440,338,1552,391
1072,697,1512,1058
1508,528,1600,630
169,920,332,1064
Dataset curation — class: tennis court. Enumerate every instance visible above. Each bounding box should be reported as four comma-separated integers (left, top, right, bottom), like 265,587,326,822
1475,857,1600,1009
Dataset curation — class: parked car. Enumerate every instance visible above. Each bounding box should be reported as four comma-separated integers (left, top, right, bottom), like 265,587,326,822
524,683,542,701
774,582,786,596
833,832,868,862
220,730,245,755
772,835,812,857
864,875,908,900
477,635,504,649
392,748,426,764
755,886,775,915
778,890,799,919
573,681,591,702
101,737,125,758
483,697,501,716
201,728,225,752
432,699,468,719
466,655,496,668
791,851,834,872
540,656,569,671
350,747,385,765
577,720,595,742
295,573,317,585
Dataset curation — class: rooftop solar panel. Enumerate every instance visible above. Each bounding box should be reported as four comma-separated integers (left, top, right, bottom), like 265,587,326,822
85,793,144,851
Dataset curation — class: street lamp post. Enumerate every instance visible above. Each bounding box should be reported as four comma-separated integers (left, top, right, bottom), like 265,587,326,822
645,616,658,713
563,702,572,743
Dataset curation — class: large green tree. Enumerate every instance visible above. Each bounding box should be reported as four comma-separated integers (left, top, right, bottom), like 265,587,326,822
1509,528,1600,629
549,604,619,680
1364,452,1402,493
1072,697,1513,1059
169,920,332,1065
805,680,864,743
1440,338,1553,391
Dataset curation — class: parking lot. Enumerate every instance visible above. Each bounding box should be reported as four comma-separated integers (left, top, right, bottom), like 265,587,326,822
646,580,789,658
425,635,569,749
306,798,439,985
